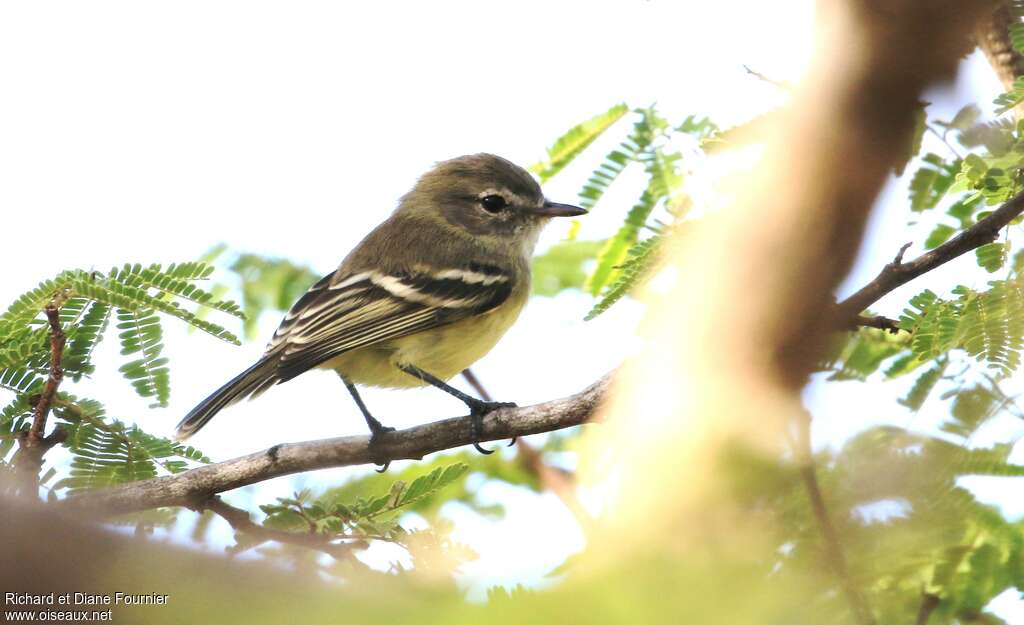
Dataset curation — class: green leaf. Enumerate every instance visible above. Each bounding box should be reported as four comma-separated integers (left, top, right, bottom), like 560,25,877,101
1012,21,1024,55
942,104,982,132
54,401,210,495
942,386,999,437
828,328,909,381
531,103,629,182
959,119,1016,156
908,153,959,211
976,242,1009,273
924,224,956,249
586,189,658,296
898,360,947,411
63,302,111,379
532,240,604,296
108,263,245,319
398,463,469,509
575,109,659,210
228,254,320,341
994,76,1024,115
115,308,169,407
586,234,665,320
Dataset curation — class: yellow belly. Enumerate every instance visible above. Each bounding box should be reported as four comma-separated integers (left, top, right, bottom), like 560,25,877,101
322,293,527,388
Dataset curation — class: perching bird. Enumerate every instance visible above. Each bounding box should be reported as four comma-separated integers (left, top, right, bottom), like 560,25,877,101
175,154,585,466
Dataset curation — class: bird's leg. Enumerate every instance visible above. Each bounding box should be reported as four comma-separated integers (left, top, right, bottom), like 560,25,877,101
343,378,394,472
399,364,516,454
461,368,517,448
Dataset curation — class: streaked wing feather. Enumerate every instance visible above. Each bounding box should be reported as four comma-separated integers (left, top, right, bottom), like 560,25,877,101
268,268,512,383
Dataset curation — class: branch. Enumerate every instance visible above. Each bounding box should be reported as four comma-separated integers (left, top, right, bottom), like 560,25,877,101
200,496,368,560
853,314,903,333
742,64,791,91
29,306,65,442
60,374,611,516
792,411,876,625
837,189,1024,319
12,306,67,495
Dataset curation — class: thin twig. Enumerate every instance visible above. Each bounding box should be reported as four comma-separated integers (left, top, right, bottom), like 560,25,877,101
792,411,876,625
742,64,791,90
853,315,903,333
460,368,492,402
925,125,963,159
892,242,913,266
201,496,370,559
837,190,1024,319
60,374,611,516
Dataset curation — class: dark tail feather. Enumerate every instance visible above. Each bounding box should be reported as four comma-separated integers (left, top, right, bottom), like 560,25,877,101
175,359,277,440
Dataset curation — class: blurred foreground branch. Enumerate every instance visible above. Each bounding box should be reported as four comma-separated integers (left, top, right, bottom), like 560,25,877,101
975,2,1024,118
588,3,998,624
61,374,610,515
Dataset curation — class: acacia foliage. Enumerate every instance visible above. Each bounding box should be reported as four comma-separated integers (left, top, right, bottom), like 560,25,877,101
7,71,1024,620
0,263,239,502
0,247,572,578
525,87,1024,621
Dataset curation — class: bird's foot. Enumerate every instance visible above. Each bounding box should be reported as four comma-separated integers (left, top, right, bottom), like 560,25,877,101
367,419,396,473
466,399,516,454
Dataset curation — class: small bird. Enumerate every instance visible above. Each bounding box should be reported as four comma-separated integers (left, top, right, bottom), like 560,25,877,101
175,154,585,466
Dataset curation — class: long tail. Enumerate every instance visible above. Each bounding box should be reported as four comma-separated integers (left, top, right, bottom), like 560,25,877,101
175,358,278,440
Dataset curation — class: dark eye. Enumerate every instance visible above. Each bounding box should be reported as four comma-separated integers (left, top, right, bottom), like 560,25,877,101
480,194,507,213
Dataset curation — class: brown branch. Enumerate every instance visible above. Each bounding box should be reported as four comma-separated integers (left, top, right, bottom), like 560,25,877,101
792,411,876,625
12,306,67,495
460,368,492,403
29,306,65,441
834,6,1024,326
60,374,611,516
853,314,903,333
200,496,368,559
836,189,1024,320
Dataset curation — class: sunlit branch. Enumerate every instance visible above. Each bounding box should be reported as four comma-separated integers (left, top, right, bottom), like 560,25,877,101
60,374,611,516
837,189,1024,321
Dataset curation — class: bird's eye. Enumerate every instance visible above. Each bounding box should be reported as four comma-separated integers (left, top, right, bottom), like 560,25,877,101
480,194,507,213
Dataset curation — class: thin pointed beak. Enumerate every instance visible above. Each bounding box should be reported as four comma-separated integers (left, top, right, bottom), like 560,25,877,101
533,201,587,217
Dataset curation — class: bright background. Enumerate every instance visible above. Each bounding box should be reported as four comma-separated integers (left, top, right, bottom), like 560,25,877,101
1,0,1021,618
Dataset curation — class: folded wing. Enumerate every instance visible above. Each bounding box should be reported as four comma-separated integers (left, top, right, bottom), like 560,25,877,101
265,264,514,385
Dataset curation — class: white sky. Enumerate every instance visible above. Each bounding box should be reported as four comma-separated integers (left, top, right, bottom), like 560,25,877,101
2,0,1022,618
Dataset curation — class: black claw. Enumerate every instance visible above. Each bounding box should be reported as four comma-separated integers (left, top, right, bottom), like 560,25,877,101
507,437,518,447
467,400,517,456
368,424,396,472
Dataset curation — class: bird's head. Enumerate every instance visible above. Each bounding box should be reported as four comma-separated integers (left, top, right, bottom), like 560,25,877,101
398,153,585,249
